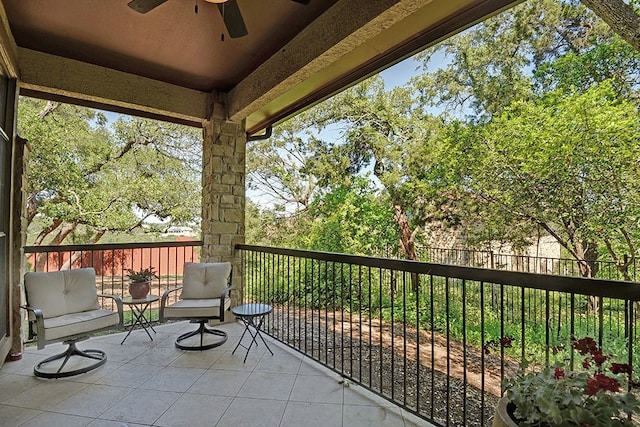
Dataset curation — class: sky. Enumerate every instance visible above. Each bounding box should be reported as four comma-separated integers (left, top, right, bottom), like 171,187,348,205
379,57,422,88
379,48,451,89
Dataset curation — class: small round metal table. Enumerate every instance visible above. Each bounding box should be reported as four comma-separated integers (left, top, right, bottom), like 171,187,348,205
231,303,274,362
120,294,159,345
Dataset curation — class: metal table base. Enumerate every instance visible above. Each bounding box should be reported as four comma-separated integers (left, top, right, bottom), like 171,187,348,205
231,303,274,362
121,294,159,345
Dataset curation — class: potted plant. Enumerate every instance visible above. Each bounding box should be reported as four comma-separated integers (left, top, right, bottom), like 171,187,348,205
494,336,639,427
126,267,158,299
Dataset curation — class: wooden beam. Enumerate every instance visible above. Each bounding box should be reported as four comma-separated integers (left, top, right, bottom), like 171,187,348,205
230,0,522,134
18,48,210,127
0,0,19,78
227,0,430,126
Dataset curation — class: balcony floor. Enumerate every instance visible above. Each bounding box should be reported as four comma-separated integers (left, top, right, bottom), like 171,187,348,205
0,321,432,427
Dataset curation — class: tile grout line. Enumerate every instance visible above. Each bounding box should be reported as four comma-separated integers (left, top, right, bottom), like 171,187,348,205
276,349,304,427
214,337,265,427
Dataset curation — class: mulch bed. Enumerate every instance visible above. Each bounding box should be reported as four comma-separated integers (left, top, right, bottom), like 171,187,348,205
265,307,517,426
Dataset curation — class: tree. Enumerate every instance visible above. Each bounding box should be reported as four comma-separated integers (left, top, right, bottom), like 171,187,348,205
245,107,402,256
403,0,640,276
243,0,640,284
19,98,201,265
246,113,318,215
303,178,398,257
411,0,615,121
534,37,640,98
245,199,315,248
305,76,445,263
460,81,640,278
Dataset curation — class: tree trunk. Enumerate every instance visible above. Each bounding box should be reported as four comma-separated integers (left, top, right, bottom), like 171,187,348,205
393,202,419,291
60,229,106,271
394,203,417,261
38,101,60,119
574,240,599,278
575,241,600,313
33,219,62,271
35,222,76,271
581,0,640,51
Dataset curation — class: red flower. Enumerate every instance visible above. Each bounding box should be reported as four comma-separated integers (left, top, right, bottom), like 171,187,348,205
610,363,633,375
591,350,608,367
573,337,598,356
554,367,565,379
586,373,620,396
586,378,599,396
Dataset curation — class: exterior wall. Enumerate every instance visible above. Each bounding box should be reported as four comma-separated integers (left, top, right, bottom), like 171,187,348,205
201,112,246,311
490,234,561,260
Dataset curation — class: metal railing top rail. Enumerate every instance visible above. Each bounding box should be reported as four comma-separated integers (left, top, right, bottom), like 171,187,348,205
420,246,639,280
25,240,204,253
423,245,625,261
235,244,640,301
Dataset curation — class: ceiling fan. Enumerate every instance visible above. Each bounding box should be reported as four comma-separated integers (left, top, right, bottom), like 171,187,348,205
127,0,310,39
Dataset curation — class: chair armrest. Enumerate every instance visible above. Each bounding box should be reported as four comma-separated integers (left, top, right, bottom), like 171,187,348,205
20,305,46,350
219,285,233,300
98,294,124,329
159,286,183,322
219,286,234,321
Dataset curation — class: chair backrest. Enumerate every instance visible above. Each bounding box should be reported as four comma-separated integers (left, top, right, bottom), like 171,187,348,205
24,268,99,318
181,262,232,300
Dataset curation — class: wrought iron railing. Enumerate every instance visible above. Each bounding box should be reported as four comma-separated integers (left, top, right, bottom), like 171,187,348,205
24,240,203,322
236,244,640,427
420,246,639,281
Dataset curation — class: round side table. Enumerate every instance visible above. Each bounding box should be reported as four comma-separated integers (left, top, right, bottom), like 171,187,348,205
231,303,274,362
120,294,159,344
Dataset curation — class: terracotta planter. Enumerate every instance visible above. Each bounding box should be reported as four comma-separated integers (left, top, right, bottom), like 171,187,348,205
492,397,519,427
128,280,150,299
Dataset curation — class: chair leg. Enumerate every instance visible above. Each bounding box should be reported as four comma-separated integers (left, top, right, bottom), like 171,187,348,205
175,321,228,351
34,341,107,379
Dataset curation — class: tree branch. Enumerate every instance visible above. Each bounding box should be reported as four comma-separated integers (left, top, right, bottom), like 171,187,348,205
581,0,640,51
38,101,60,119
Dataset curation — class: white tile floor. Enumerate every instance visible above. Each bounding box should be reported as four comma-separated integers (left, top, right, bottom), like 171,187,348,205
0,321,434,427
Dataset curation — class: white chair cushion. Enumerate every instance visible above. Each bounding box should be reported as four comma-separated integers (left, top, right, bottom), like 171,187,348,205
25,268,99,319
163,298,231,319
43,309,120,341
181,262,231,300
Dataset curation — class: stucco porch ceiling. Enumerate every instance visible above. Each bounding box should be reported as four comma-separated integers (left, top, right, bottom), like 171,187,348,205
1,0,520,134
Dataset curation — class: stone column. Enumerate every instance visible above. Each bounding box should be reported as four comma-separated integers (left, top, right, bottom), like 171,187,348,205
201,101,246,308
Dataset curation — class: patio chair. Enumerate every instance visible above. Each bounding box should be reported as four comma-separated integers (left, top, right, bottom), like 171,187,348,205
159,262,233,350
23,268,123,378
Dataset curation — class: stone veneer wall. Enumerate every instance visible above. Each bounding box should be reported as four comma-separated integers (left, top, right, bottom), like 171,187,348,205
201,117,246,306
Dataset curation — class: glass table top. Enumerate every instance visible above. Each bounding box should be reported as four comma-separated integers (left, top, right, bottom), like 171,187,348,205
231,303,273,317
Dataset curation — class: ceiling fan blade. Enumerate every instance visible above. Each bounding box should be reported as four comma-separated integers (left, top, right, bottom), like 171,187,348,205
291,0,311,4
127,0,169,14
217,0,248,39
